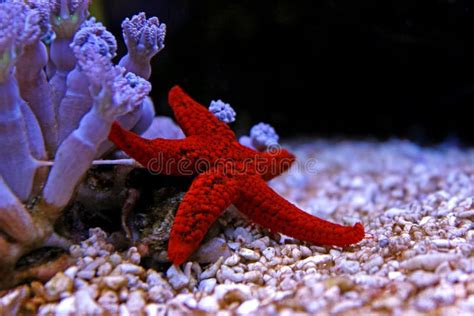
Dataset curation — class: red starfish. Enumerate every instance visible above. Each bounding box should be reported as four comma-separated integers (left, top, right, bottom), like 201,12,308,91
109,86,365,265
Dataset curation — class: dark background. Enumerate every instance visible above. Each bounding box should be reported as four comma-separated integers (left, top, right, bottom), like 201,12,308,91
104,0,474,144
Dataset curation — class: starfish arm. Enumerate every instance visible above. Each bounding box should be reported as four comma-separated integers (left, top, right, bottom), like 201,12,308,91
109,121,202,176
168,86,236,140
235,176,365,247
168,169,240,265
257,148,296,181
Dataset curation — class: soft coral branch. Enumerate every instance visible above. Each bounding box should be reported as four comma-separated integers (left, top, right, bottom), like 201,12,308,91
0,0,170,289
0,176,36,244
57,19,117,146
0,77,44,201
16,0,57,156
43,48,150,215
49,0,91,120
0,3,47,200
119,12,166,80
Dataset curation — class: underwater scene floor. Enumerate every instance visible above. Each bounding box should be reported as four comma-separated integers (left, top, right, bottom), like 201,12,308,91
2,139,474,315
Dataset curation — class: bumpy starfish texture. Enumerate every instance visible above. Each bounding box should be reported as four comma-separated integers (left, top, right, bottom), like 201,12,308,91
109,86,365,265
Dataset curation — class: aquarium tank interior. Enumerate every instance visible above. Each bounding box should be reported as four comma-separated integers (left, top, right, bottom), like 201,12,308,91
1,1,474,315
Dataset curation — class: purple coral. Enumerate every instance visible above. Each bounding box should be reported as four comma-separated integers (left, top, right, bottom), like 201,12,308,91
209,99,236,123
49,0,91,39
0,0,168,289
142,116,185,140
49,0,91,125
100,12,166,155
0,2,46,201
119,12,166,79
15,1,57,155
240,122,280,151
57,19,117,145
44,62,151,209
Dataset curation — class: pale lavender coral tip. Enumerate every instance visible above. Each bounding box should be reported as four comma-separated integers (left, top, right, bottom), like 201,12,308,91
0,1,48,54
122,12,166,56
209,99,236,123
81,57,151,120
72,20,117,59
0,4,17,47
49,0,90,16
26,0,51,41
123,72,152,110
76,42,114,86
250,122,280,149
49,0,91,38
19,9,42,46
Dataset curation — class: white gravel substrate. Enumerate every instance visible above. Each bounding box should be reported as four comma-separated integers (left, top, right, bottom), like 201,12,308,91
2,139,474,315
